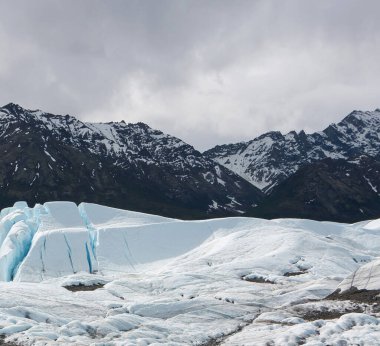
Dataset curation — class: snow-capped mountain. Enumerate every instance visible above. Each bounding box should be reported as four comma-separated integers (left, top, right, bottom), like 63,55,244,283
0,103,262,217
2,102,380,222
205,109,380,193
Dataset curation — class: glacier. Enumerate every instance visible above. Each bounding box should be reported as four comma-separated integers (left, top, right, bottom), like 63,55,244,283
0,201,177,282
1,201,380,344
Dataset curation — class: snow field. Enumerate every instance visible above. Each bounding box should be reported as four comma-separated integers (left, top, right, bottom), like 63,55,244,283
0,202,380,344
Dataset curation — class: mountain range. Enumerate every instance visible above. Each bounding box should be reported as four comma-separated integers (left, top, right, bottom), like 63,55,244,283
0,102,379,222
204,109,380,193
0,103,262,219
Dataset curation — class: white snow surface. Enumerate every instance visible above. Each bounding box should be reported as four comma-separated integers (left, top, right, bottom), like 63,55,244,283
0,202,380,344
337,217,380,293
337,256,380,293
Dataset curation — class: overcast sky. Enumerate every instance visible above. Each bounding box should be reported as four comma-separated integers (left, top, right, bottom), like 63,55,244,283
0,1,379,150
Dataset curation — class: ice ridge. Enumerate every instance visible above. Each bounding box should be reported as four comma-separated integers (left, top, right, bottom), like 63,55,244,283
0,202,99,282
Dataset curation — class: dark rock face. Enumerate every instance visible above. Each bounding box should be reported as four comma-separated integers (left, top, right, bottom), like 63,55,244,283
249,157,380,223
0,103,263,218
205,109,380,194
327,287,380,304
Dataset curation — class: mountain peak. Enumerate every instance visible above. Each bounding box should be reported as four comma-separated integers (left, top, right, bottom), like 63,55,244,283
337,109,380,130
205,108,380,193
2,102,21,108
0,103,44,118
0,102,263,217
1,102,25,113
134,121,150,129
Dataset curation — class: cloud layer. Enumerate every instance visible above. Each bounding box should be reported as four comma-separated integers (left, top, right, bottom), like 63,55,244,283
0,0,379,150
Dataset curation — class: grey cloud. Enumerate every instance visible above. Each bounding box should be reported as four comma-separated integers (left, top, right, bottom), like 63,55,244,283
0,0,379,150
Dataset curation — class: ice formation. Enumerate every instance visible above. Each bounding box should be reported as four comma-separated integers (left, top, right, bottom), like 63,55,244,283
0,201,380,345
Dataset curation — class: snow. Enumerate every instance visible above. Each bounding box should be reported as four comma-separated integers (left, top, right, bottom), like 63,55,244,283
214,165,222,178
209,200,219,210
95,220,218,273
225,313,380,345
363,218,380,230
0,202,380,344
79,202,173,229
44,150,56,162
337,256,380,292
217,177,226,186
365,176,378,193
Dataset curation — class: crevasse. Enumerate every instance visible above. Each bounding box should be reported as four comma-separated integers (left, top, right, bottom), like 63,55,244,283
0,202,42,281
0,201,99,282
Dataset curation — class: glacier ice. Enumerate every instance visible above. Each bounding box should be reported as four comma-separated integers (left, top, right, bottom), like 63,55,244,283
0,201,200,281
0,200,379,285
0,220,36,281
14,202,97,282
0,202,380,344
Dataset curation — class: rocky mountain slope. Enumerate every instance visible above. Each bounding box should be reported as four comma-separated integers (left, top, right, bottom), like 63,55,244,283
205,109,380,193
2,102,380,222
0,103,263,218
249,156,380,222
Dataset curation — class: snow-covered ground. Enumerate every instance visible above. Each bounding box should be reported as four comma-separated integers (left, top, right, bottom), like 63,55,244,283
0,202,380,345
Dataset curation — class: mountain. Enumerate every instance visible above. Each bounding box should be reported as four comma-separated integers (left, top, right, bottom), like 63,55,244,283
0,103,263,218
2,102,380,223
204,109,380,193
249,156,380,222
